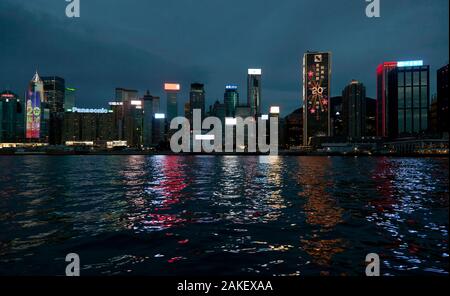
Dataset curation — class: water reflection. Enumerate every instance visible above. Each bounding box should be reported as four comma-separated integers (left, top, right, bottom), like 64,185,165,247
0,156,447,276
369,158,449,275
297,157,345,271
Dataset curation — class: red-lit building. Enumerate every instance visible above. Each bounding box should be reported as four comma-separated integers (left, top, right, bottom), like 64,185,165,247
376,61,430,139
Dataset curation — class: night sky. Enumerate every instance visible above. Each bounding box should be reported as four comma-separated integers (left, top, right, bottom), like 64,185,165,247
0,0,448,116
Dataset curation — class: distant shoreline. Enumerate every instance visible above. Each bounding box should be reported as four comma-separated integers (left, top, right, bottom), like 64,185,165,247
1,151,448,157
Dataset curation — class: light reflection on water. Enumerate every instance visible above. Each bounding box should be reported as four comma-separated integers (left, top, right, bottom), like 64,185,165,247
0,156,448,276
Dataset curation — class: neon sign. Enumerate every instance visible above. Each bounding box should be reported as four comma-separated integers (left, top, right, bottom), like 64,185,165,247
397,60,423,67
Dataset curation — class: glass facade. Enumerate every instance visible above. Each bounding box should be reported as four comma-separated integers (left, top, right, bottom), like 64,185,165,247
396,66,429,136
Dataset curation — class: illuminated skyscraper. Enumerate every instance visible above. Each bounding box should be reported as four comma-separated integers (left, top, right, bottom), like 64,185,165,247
165,83,180,123
436,64,449,134
42,76,65,145
26,72,45,140
302,52,331,146
224,85,239,117
65,87,76,111
0,90,23,142
342,80,366,139
115,88,139,102
247,69,262,117
376,60,429,138
189,83,205,120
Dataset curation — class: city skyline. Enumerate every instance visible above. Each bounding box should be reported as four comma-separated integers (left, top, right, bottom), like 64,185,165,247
0,0,448,116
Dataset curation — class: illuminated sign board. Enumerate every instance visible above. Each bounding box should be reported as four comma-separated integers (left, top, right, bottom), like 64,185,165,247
26,90,42,139
108,102,123,106
66,87,76,92
261,114,269,120
131,100,142,106
397,60,423,67
164,83,181,91
248,69,262,75
225,117,237,126
303,52,331,143
270,106,280,114
1,94,15,98
154,113,166,119
70,107,111,113
225,85,238,90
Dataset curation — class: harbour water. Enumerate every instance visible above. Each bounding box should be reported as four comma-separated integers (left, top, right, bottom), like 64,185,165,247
0,156,448,276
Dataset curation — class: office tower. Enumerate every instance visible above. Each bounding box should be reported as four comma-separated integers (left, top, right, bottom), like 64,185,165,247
62,107,115,144
235,105,252,119
42,76,65,112
342,80,366,139
376,62,397,138
330,96,343,137
142,91,155,147
42,76,65,145
366,97,376,137
151,95,165,145
116,88,141,147
165,83,180,123
26,72,45,140
437,64,449,134
115,88,139,102
247,69,262,117
189,83,205,120
376,60,429,138
0,91,23,142
123,98,143,148
184,101,191,126
430,97,439,134
224,85,239,117
303,52,331,145
212,100,226,124
65,87,76,111
284,108,303,148
108,101,124,140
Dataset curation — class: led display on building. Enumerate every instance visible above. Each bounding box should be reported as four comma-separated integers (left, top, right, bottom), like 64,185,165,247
303,52,331,145
26,73,45,139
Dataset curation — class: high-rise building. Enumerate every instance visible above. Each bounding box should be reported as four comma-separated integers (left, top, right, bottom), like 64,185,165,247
115,88,139,102
302,52,331,146
62,107,115,144
108,101,124,140
142,91,164,147
284,108,303,148
212,100,226,123
26,72,47,141
164,83,180,123
184,101,191,125
65,87,76,111
436,64,449,134
376,60,429,138
235,105,252,119
116,88,142,147
247,69,262,117
366,97,377,137
190,83,205,121
42,76,65,113
0,91,23,142
42,76,65,145
330,96,343,138
224,85,239,117
342,80,366,139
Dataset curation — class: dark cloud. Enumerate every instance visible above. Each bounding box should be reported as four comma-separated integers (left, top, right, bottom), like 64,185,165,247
0,0,448,115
